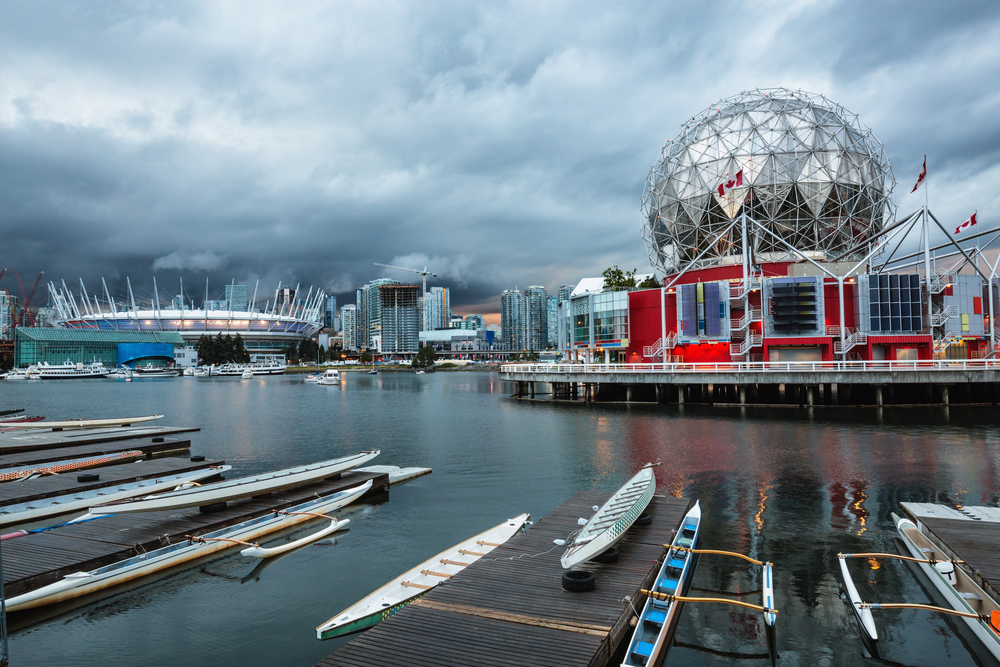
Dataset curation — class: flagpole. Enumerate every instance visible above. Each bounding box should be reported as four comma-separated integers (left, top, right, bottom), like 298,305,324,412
922,155,933,350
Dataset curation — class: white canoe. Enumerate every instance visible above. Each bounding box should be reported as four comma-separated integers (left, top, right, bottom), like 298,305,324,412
90,450,379,514
241,518,350,558
6,415,164,430
622,501,701,667
560,465,655,569
838,554,878,651
0,465,232,529
5,480,372,612
894,513,1000,660
317,512,530,639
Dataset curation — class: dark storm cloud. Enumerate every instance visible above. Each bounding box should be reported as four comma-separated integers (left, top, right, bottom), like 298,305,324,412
2,1,999,313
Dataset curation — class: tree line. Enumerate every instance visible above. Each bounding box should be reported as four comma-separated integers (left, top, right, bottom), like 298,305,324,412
195,333,251,365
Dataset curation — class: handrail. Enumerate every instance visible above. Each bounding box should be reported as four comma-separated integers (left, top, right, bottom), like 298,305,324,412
500,359,1000,374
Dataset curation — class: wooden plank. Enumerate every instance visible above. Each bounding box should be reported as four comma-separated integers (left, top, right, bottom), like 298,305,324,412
316,491,689,667
0,426,200,455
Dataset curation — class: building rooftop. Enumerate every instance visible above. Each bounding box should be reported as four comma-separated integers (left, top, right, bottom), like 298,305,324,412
15,328,185,344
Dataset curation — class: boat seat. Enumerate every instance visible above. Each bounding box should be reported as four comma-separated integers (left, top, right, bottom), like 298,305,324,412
657,577,678,592
633,641,655,658
677,537,693,547
684,523,697,531
644,610,667,626
668,557,686,569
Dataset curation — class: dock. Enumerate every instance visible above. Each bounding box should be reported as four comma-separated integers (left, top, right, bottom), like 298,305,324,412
0,436,192,470
317,490,690,667
0,454,222,512
2,469,390,600
901,502,1000,606
0,425,200,454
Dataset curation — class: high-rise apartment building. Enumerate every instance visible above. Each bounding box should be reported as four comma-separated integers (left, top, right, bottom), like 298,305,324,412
523,286,549,351
276,288,296,313
557,284,573,305
379,284,420,353
547,296,558,348
341,305,357,350
356,278,399,349
464,314,485,330
324,295,337,330
423,287,451,330
0,293,16,341
225,284,248,311
500,289,523,351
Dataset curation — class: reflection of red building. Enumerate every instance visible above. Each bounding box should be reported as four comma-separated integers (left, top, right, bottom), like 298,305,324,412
621,262,949,364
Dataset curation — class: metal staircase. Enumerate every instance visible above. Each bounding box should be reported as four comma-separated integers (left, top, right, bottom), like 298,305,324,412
730,335,762,359
729,278,760,301
643,332,677,360
730,309,763,332
930,304,957,327
833,328,868,355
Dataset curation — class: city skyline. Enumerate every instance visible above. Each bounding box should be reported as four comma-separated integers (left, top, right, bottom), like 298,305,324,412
2,4,999,322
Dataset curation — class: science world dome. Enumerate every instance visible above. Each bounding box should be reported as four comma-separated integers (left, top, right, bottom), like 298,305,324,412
641,88,896,275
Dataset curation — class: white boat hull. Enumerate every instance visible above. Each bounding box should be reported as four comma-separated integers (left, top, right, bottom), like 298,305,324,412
895,515,1000,660
561,466,655,569
241,519,350,558
91,450,379,514
6,480,372,612
838,556,878,645
9,415,164,430
317,513,530,639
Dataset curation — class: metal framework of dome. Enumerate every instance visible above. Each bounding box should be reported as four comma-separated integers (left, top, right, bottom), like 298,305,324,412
641,88,896,275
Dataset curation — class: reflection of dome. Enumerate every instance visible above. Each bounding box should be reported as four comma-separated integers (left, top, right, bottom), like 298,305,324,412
641,89,895,275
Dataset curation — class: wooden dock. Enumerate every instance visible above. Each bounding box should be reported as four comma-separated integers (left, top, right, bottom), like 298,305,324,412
318,491,691,667
0,425,200,454
2,469,389,600
0,436,192,470
901,502,1000,606
0,454,222,512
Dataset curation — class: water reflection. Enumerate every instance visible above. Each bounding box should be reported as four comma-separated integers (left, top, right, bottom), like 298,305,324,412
0,375,997,666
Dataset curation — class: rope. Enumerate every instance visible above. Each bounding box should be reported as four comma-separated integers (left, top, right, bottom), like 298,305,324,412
185,534,258,548
839,552,963,565
641,589,778,614
667,546,766,566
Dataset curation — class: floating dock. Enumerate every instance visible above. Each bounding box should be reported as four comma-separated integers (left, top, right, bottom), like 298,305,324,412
317,490,690,667
0,454,221,515
3,469,389,601
0,436,192,471
901,502,1000,607
0,425,200,454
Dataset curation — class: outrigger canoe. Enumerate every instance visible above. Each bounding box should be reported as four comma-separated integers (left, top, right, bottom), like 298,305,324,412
894,513,1000,660
0,450,145,483
622,501,701,667
4,415,164,429
0,465,232,530
90,450,379,514
838,553,879,655
316,513,530,639
560,465,656,569
5,480,371,612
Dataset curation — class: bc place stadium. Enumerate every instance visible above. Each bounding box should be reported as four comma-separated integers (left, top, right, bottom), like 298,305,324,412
10,278,325,370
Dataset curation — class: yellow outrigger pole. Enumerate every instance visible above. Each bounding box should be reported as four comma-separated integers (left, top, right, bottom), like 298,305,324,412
658,544,778,665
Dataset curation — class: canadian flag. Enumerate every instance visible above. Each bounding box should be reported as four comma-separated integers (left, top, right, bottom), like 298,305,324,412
955,212,977,235
717,170,743,197
911,156,927,193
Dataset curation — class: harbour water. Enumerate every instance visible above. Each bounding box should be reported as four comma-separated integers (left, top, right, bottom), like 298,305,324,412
2,372,999,666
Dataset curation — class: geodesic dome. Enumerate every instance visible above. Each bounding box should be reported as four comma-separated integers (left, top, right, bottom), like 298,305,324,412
641,89,895,275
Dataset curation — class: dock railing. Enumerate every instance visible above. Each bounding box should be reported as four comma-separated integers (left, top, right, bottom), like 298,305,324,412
501,359,1000,374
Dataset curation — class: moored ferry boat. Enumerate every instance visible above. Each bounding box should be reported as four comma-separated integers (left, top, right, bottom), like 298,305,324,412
34,362,108,379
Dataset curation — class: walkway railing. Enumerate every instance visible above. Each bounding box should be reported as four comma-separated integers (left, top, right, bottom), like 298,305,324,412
501,359,1000,374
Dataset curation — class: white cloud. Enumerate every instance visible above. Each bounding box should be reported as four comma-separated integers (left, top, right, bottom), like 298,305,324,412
152,250,227,272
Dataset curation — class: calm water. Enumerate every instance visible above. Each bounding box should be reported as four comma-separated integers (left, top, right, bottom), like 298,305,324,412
2,372,999,667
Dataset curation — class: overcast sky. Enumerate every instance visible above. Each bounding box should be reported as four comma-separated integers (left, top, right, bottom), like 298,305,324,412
2,1,999,320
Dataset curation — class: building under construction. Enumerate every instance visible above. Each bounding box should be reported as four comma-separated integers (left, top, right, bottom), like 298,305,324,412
378,284,420,354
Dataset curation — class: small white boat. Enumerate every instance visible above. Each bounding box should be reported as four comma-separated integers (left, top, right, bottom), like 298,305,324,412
4,367,38,381
560,465,656,569
132,364,180,378
838,554,878,655
241,369,253,379
8,414,164,430
240,517,351,558
316,369,340,385
182,367,195,376
316,512,530,639
304,374,319,383
0,465,232,529
5,480,372,612
414,370,425,375
895,513,1000,660
90,450,380,514
623,501,701,667
106,366,132,379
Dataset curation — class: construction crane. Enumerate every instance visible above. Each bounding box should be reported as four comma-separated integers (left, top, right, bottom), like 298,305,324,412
373,263,437,300
14,270,43,327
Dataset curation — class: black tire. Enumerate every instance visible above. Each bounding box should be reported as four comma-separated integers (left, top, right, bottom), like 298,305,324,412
190,455,206,462
152,437,165,443
636,513,652,526
562,570,595,592
199,502,227,513
594,547,619,564
77,473,100,483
